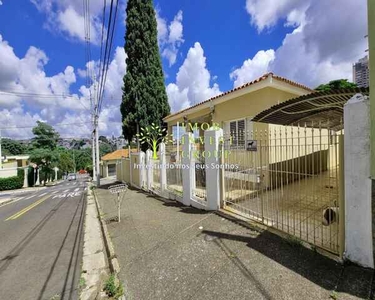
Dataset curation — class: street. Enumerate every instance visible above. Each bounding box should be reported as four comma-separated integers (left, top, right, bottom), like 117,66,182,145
0,179,86,300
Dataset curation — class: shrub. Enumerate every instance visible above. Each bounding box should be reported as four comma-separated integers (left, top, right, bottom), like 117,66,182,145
0,169,24,191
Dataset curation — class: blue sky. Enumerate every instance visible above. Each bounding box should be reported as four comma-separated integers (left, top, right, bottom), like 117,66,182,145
0,0,368,139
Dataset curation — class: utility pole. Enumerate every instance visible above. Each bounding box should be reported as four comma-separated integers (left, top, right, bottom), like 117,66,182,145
95,114,100,186
93,77,100,186
92,128,96,181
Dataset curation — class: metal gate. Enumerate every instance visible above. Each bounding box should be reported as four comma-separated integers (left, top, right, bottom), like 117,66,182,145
222,124,344,254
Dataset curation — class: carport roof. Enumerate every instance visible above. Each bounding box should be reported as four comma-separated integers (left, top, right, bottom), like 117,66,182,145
252,88,369,130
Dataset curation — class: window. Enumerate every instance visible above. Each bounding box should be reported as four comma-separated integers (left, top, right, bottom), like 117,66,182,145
229,119,246,149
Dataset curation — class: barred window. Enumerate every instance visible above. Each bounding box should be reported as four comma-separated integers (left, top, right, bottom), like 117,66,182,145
230,119,246,149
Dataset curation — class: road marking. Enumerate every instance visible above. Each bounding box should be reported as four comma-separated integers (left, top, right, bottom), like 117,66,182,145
63,189,70,193
74,188,79,192
5,195,50,221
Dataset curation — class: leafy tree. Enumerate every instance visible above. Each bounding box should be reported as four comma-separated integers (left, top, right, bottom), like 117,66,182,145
29,148,58,185
57,150,75,174
99,136,109,143
315,79,358,92
74,148,92,171
1,138,26,156
121,0,170,143
31,121,60,150
99,143,113,157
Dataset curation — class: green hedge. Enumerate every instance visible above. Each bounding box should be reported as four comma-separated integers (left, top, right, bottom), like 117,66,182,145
0,169,24,191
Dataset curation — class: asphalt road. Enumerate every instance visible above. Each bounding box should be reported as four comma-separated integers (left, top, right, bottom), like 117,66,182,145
0,179,87,300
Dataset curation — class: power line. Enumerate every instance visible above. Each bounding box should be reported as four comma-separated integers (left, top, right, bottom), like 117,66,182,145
0,122,91,130
97,0,120,114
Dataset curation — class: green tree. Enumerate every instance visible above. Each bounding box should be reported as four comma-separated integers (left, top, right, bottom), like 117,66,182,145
31,121,60,150
120,0,170,144
29,148,58,185
1,139,26,156
74,148,92,171
315,79,358,92
57,150,75,173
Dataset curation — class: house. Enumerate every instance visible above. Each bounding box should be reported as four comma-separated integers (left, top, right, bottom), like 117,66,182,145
164,73,314,141
100,148,137,178
0,155,30,178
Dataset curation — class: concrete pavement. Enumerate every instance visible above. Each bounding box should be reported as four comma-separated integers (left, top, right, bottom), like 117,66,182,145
95,186,374,300
0,179,87,300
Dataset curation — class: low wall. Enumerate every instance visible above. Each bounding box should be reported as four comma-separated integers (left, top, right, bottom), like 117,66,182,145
0,168,18,178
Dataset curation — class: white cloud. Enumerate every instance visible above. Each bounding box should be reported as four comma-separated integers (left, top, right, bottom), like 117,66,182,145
0,1,3,6
167,42,221,112
239,0,367,88
230,49,275,87
245,0,308,32
0,35,126,138
30,0,107,44
156,9,184,67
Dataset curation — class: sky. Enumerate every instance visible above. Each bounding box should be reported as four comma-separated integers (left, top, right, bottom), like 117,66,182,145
0,0,368,139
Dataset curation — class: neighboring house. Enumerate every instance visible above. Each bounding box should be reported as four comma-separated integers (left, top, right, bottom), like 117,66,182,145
0,155,30,178
164,73,313,141
100,149,137,178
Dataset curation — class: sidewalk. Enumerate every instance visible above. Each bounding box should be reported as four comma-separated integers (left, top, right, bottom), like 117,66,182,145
95,185,374,300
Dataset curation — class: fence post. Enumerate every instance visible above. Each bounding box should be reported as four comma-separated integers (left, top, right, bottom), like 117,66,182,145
344,94,374,268
139,152,146,189
129,153,133,186
205,128,223,211
182,133,193,206
23,167,28,188
146,149,153,191
159,143,167,192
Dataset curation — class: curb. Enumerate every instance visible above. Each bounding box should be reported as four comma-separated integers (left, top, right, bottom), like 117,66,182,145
0,186,47,196
0,198,13,207
93,189,125,300
93,189,121,274
80,185,109,300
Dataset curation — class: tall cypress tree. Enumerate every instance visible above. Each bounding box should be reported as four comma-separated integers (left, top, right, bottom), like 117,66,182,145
121,0,170,143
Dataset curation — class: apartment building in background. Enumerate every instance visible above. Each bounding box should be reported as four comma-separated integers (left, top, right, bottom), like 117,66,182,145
353,55,370,87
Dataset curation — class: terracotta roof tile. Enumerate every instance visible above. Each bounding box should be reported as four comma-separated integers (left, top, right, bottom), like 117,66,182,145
101,148,137,161
164,73,314,121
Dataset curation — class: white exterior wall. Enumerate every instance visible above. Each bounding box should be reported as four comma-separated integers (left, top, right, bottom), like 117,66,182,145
344,94,374,268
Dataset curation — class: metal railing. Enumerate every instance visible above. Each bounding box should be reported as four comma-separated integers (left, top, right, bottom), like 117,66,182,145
223,123,343,254
193,143,207,201
165,144,183,197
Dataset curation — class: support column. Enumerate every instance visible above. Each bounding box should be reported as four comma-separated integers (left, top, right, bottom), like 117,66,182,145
35,168,40,186
182,133,194,206
54,167,58,182
23,167,28,188
204,128,223,211
159,143,167,192
139,152,146,189
344,94,374,268
145,149,153,191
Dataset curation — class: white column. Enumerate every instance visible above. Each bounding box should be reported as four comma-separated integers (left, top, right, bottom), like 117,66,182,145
139,151,146,189
23,167,28,188
182,133,194,206
35,168,40,186
129,153,133,186
344,94,374,268
204,128,223,211
145,149,153,191
55,167,58,181
159,143,167,192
